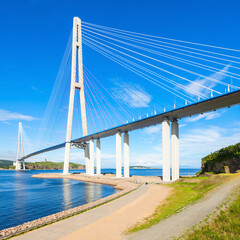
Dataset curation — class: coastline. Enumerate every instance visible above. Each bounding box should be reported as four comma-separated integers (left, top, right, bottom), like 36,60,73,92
31,172,163,188
0,173,150,239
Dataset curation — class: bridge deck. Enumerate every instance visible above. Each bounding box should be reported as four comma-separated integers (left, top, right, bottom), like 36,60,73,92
23,90,240,160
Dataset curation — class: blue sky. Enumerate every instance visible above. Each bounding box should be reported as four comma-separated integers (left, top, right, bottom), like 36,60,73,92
1,0,240,168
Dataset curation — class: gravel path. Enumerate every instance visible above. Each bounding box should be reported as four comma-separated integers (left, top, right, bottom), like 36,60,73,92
128,175,240,240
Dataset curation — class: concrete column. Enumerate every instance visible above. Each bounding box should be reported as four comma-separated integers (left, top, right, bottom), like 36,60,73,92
15,161,21,171
22,161,25,170
96,139,101,175
116,131,122,178
84,144,90,175
89,139,94,175
162,118,171,182
63,17,88,175
171,120,179,181
63,142,71,174
124,132,129,178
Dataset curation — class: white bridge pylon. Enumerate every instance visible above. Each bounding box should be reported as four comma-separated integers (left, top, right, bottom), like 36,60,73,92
63,17,131,178
63,17,178,180
63,17,88,175
14,122,25,170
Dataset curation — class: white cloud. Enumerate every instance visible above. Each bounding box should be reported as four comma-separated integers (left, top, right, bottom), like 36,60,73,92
130,152,162,167
186,111,222,122
185,65,230,97
32,86,38,91
112,82,151,108
179,126,240,160
131,124,240,168
0,109,36,122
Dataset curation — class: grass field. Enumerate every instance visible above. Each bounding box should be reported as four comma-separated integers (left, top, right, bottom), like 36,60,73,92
128,174,232,233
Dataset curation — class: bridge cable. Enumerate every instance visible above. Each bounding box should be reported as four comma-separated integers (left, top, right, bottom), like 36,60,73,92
83,66,135,120
84,78,99,133
84,68,129,123
83,33,230,93
84,79,105,130
82,26,240,83
82,35,220,96
83,40,195,103
84,68,119,126
83,39,202,100
82,22,240,60
84,73,111,129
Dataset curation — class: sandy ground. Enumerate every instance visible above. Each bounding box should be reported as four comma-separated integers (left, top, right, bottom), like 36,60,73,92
32,173,163,189
58,184,170,240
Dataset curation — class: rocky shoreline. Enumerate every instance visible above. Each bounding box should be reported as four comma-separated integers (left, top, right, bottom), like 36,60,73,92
0,173,142,239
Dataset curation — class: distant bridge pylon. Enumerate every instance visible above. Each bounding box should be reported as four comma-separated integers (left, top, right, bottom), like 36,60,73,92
14,122,25,170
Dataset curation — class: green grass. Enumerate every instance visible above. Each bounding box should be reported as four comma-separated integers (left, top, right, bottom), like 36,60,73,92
179,185,240,240
127,174,232,233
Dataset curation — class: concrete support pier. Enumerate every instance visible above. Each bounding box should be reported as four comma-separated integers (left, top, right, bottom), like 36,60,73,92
124,132,129,178
116,131,122,178
171,120,179,181
96,139,101,175
89,139,95,175
162,118,171,182
63,142,71,174
84,144,90,175
63,17,88,175
15,161,22,171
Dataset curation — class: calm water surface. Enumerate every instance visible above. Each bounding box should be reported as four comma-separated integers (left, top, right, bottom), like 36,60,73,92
0,168,199,230
101,168,200,176
0,170,118,230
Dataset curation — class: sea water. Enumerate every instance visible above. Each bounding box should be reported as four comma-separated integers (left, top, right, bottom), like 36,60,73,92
0,170,118,230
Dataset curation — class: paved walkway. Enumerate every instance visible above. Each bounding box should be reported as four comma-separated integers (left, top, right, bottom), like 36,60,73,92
12,184,170,240
128,175,240,240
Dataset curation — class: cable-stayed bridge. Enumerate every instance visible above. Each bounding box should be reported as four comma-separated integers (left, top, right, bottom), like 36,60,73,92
16,17,240,181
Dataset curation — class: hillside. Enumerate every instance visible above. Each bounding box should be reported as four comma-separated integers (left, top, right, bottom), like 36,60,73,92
201,142,240,174
25,162,85,170
129,166,158,169
0,161,85,170
0,160,14,169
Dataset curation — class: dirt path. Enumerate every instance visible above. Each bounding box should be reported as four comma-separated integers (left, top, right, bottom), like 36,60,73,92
12,184,170,240
128,176,240,240
58,184,170,240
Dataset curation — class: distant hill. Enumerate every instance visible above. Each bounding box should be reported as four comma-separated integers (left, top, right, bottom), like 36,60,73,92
0,160,14,168
25,161,85,170
129,166,158,169
201,142,240,174
0,160,85,170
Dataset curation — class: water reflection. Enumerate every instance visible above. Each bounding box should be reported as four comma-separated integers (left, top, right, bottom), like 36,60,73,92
85,183,95,202
62,178,72,209
12,171,27,224
94,183,102,199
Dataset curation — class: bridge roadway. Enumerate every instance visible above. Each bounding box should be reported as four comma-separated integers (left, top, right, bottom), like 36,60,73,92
23,89,240,160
